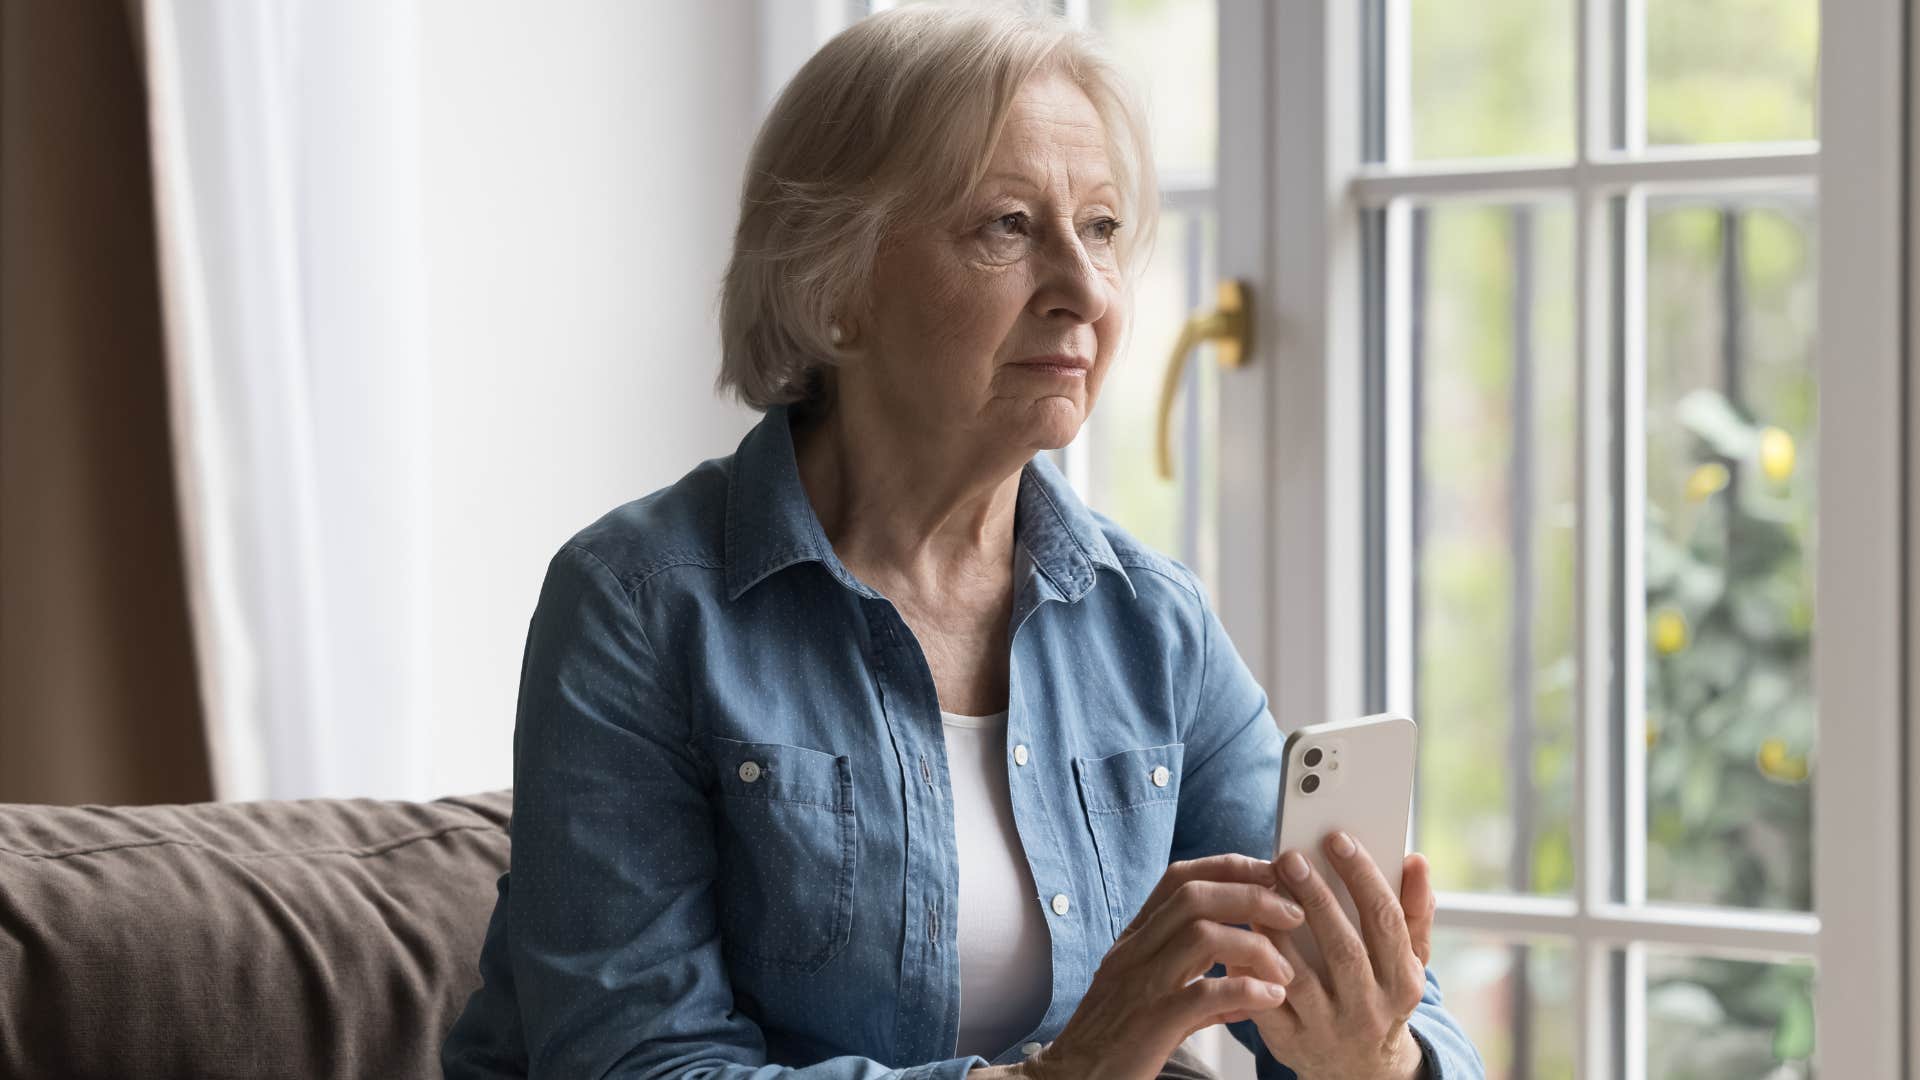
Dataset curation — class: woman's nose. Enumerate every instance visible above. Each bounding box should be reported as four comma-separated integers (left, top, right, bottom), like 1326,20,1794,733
1028,229,1109,324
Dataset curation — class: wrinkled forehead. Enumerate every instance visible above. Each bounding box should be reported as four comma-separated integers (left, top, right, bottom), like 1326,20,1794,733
980,75,1118,197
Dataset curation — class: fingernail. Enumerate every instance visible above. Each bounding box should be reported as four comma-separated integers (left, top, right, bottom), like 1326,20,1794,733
1330,831,1356,858
1263,980,1288,1000
1275,954,1295,983
1281,897,1304,919
1283,850,1310,882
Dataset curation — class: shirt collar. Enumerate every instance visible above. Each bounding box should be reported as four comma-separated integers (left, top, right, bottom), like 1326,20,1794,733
722,404,1134,603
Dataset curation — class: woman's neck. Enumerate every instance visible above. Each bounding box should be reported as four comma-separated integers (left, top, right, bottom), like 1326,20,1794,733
790,401,1023,598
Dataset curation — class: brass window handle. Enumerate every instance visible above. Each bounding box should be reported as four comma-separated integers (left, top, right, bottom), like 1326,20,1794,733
1155,279,1252,480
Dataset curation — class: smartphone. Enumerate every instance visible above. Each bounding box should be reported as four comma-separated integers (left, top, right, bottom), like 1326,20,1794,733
1270,712,1418,980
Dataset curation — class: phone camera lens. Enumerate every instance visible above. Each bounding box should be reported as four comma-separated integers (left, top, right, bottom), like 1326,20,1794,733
1303,747,1323,767
1300,773,1321,794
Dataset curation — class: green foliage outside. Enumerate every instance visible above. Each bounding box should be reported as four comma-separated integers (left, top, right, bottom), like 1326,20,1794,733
1643,387,1815,1078
1640,198,1817,1079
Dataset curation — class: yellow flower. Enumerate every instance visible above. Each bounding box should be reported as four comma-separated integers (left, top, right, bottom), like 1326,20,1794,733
1759,426,1796,483
1685,462,1730,502
1651,608,1688,655
1757,738,1809,783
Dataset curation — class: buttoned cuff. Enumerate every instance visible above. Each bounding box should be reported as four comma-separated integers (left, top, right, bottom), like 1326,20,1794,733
897,1054,994,1080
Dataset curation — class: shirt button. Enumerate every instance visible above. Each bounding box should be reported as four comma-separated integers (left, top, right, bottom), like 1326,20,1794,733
1021,1041,1044,1057
1151,765,1170,787
737,760,761,783
1050,893,1070,916
1013,744,1029,766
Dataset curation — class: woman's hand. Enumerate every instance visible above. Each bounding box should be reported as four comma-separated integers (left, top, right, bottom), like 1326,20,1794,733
1231,834,1438,1080
1023,853,1308,1080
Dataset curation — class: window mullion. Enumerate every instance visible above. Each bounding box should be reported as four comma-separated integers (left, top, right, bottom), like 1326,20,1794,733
1385,200,1415,723
1572,253,1607,1080
1622,944,1649,1080
1350,151,1819,206
1617,180,1652,1080
1573,178,1617,1078
1507,203,1541,1073
1619,188,1648,912
1619,0,1645,154
1574,3,1611,1079
1383,0,1409,166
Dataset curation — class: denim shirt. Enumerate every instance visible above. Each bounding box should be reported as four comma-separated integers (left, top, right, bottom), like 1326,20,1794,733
441,405,1486,1080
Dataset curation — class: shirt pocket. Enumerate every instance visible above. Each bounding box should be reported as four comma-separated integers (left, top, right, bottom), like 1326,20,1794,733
1072,741,1185,942
695,732,858,974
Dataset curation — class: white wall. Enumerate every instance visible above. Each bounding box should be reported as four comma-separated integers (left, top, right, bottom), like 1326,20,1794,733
417,1,760,797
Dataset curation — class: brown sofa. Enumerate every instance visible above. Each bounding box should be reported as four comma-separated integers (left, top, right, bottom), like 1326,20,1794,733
0,791,1223,1079
0,791,513,1078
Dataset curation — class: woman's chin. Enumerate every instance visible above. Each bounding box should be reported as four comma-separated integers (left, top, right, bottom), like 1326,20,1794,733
1018,395,1089,451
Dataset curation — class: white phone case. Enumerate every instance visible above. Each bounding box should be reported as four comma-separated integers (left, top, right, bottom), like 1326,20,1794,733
1271,712,1418,980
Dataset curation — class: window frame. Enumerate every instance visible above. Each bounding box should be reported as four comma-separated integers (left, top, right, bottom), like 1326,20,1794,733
1817,2,1912,1076
1909,4,1920,1063
1310,0,1905,1076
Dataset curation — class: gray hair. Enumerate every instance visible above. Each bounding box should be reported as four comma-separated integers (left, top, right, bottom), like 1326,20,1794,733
716,3,1159,412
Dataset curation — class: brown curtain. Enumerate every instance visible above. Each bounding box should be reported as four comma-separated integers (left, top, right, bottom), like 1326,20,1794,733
0,0,210,804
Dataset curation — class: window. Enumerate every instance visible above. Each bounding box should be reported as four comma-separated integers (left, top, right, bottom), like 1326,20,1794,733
1360,2,1821,1076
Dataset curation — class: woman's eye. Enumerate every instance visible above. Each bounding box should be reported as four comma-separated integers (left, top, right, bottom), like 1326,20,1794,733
987,212,1029,238
981,211,1122,247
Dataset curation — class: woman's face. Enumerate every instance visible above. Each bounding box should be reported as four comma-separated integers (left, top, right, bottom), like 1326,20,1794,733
847,72,1129,455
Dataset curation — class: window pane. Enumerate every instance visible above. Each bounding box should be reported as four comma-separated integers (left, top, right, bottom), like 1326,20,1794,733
1645,0,1819,147
1428,929,1575,1080
1640,949,1816,1078
1642,197,1816,913
1085,208,1219,581
1092,0,1217,182
1409,201,1576,897
1408,0,1575,161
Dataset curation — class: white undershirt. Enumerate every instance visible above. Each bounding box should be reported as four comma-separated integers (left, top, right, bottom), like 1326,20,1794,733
939,708,1052,1061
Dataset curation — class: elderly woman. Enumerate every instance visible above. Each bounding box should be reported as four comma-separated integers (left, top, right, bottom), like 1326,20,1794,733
442,7,1484,1080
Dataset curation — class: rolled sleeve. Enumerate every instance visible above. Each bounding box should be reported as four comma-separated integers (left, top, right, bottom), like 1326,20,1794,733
451,542,991,1080
1166,583,1487,1080
1403,966,1489,1079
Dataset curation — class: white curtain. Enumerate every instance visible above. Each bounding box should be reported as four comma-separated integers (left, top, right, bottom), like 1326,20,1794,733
142,0,433,801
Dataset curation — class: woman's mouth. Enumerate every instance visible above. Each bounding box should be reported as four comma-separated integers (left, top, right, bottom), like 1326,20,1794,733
1007,354,1091,378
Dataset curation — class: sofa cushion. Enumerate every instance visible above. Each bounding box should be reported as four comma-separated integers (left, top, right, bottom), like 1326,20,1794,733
0,790,511,1080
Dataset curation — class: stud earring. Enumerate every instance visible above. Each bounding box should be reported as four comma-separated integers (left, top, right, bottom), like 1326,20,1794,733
827,320,847,346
